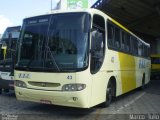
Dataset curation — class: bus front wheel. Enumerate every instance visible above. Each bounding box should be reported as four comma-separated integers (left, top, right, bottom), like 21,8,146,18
4,89,9,93
101,81,113,107
141,75,145,90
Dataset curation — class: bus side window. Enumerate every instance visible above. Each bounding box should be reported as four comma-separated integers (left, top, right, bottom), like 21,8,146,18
131,36,138,55
142,45,146,58
134,38,138,55
147,46,150,58
121,30,126,51
138,41,142,56
91,29,103,51
91,14,105,74
126,34,131,52
107,22,114,48
114,27,120,49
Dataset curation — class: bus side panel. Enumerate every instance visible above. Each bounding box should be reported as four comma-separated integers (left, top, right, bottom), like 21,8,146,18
135,57,144,88
105,50,123,96
118,52,136,94
90,71,108,107
135,58,151,88
75,70,93,108
90,49,121,106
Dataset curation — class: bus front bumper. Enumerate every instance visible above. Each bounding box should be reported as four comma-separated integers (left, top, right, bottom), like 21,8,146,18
15,87,89,108
0,78,14,89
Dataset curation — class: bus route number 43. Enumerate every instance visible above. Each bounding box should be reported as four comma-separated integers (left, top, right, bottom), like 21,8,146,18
67,75,72,80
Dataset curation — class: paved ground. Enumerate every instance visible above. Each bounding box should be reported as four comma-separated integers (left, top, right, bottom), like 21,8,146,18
0,80,160,120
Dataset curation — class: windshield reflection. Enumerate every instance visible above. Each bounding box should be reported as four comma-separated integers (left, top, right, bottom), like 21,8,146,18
17,13,90,72
0,27,20,61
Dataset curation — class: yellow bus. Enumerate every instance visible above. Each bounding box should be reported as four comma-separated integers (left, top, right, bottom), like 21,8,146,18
14,9,150,108
151,54,160,79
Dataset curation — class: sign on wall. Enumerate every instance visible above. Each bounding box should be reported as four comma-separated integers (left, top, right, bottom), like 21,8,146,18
67,0,88,9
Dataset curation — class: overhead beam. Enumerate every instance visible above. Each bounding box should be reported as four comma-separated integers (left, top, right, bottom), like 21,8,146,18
127,12,156,28
92,0,160,37
91,0,111,9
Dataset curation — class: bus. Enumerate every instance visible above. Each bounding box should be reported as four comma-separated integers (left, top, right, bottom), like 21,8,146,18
14,9,150,108
151,54,160,79
0,34,2,41
0,26,21,94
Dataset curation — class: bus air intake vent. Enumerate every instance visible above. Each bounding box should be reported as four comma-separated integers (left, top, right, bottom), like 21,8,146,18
28,82,60,87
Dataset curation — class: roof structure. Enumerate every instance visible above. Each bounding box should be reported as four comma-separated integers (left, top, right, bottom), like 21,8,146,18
92,0,160,39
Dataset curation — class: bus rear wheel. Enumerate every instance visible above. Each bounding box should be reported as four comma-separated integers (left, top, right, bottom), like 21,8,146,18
141,75,145,90
101,81,113,107
4,89,9,93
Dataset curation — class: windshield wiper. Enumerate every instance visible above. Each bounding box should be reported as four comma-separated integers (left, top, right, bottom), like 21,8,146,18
45,46,60,71
25,53,35,69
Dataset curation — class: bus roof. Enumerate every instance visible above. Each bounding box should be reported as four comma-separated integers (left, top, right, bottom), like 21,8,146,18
24,8,150,47
5,26,21,32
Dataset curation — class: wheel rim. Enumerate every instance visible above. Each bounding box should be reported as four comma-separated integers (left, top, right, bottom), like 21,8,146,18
107,83,112,103
142,80,145,89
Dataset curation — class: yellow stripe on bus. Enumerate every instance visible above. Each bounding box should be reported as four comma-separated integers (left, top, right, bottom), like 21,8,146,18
118,52,136,93
151,54,160,57
152,64,160,70
111,18,130,33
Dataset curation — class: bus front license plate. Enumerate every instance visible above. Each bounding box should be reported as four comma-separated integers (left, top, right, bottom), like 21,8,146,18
9,84,14,87
40,100,52,104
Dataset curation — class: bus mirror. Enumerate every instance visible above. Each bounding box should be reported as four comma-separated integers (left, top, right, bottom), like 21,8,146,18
90,28,95,32
1,44,7,60
1,44,7,50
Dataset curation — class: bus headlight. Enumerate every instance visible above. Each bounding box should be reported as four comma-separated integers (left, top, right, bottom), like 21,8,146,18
15,80,27,88
0,65,3,69
5,65,11,69
62,84,86,91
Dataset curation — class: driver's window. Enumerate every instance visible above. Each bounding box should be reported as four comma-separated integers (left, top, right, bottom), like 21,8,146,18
1,42,7,60
90,15,105,74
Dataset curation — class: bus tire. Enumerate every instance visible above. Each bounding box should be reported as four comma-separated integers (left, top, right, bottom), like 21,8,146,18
141,75,145,90
4,89,9,93
101,81,113,107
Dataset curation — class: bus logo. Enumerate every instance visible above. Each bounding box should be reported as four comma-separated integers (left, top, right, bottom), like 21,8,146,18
41,83,47,87
111,57,114,63
18,73,30,79
139,60,145,68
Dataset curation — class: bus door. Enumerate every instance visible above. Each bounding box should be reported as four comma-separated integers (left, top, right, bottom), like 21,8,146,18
90,14,106,106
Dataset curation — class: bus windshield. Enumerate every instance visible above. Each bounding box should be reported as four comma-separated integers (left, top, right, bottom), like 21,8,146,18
17,13,90,72
0,26,20,60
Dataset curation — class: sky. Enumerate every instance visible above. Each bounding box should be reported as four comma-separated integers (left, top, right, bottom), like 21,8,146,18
0,0,59,34
0,0,97,35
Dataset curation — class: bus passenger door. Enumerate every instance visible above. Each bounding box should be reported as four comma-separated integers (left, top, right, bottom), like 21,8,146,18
90,14,106,106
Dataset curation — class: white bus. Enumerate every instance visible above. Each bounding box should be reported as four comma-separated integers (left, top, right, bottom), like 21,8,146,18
0,26,21,94
14,9,150,108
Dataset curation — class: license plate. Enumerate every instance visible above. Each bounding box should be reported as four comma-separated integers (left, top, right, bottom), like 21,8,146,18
9,84,14,87
40,100,52,104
